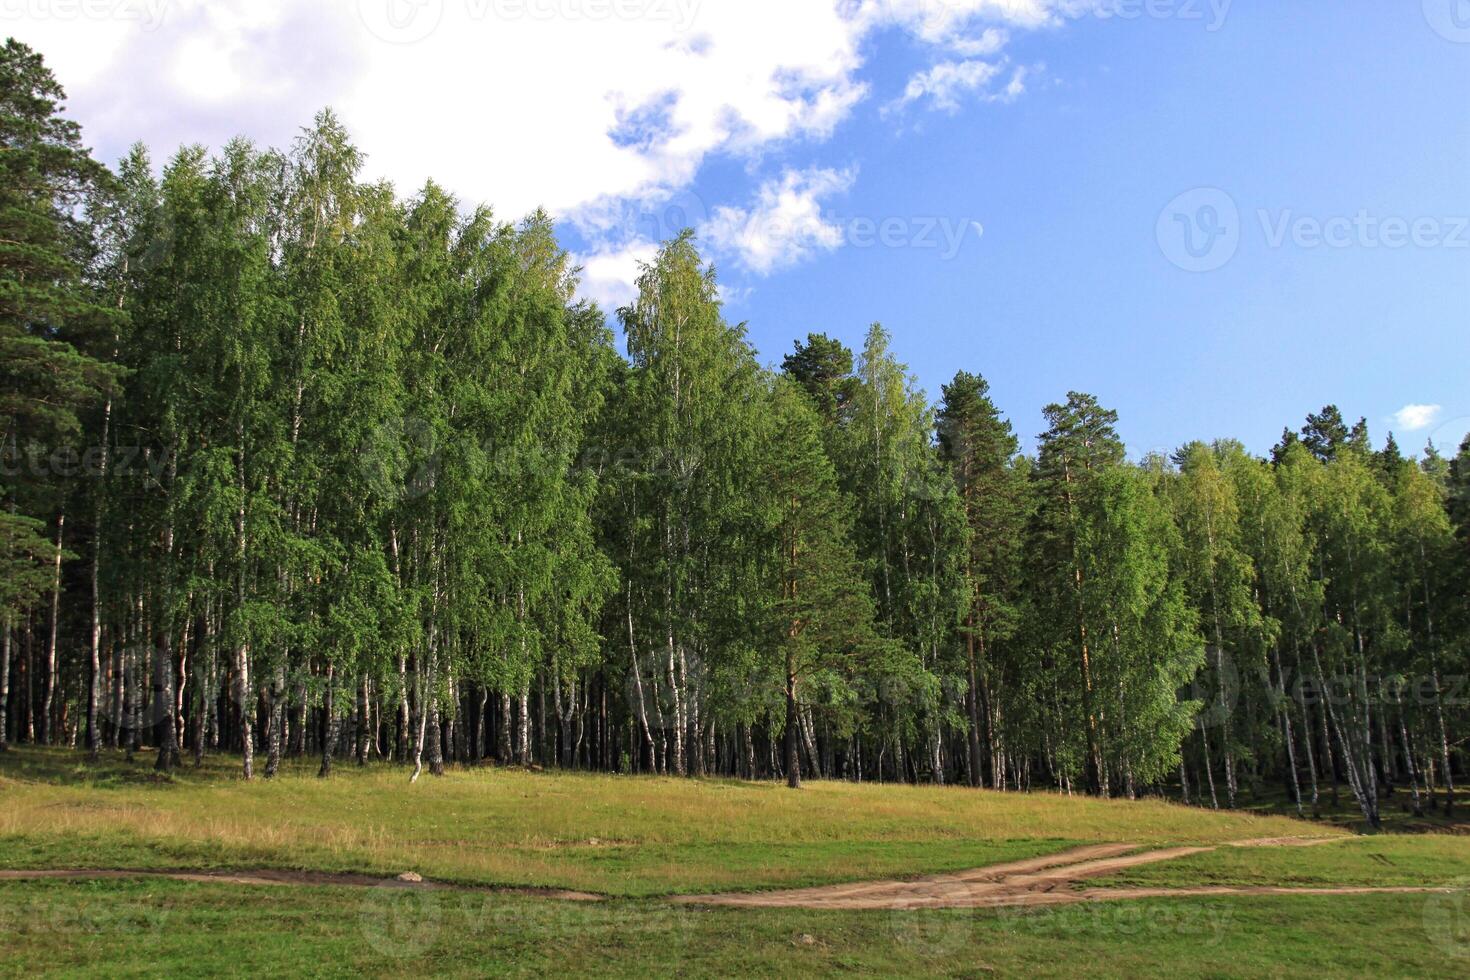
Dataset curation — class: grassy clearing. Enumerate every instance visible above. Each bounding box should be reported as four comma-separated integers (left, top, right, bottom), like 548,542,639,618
3,746,1466,975
0,877,1464,978
0,747,1340,896
1094,834,1470,890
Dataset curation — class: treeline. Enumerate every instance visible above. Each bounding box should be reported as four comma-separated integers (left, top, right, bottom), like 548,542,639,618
3,41,1468,823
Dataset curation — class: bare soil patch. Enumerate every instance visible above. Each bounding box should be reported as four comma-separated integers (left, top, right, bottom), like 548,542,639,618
6,836,1447,911
674,839,1451,910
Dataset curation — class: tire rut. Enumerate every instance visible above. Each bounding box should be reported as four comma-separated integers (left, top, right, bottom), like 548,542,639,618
674,838,1451,910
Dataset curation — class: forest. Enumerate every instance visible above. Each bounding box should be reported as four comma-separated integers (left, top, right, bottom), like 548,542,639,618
4,38,1468,830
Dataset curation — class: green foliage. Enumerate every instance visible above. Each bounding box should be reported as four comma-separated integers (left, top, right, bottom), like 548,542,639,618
3,41,1466,808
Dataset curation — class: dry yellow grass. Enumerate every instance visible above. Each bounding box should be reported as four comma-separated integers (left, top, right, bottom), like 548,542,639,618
0,747,1344,896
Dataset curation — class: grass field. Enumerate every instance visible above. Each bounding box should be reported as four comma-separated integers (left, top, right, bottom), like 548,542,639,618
1094,833,1470,889
1,879,1465,978
0,747,1343,896
2,747,1468,977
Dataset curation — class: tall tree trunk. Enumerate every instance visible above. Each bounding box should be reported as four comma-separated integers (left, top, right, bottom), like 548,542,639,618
1418,545,1455,816
193,602,211,767
25,616,36,744
154,515,179,772
0,615,10,751
627,604,655,769
1273,645,1303,817
265,659,286,778
427,689,444,777
964,622,982,788
1291,646,1320,814
153,632,178,772
1199,720,1219,809
517,685,530,767
87,278,122,759
396,655,409,762
109,628,124,750
318,661,336,778
784,663,801,789
1398,706,1424,817
357,674,371,766
409,647,430,784
230,427,254,778
498,691,512,763
87,501,104,759
40,512,64,744
1203,517,1237,809
1310,640,1378,828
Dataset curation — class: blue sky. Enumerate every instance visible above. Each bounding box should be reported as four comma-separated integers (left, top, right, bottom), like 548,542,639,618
16,0,1469,456
637,5,1470,457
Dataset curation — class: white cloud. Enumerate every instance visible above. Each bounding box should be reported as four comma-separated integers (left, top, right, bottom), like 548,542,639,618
887,58,1034,114
890,59,1005,113
573,241,660,313
716,282,753,306
15,0,1086,306
950,26,1011,57
849,0,1078,48
28,1,1074,208
702,167,856,274
1001,64,1031,100
1391,404,1443,432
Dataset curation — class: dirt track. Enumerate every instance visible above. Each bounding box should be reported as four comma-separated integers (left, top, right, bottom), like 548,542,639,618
674,838,1457,910
0,868,601,901
1,837,1457,910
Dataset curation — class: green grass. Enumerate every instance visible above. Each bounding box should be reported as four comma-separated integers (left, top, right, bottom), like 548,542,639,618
5,746,1469,975
1,877,1465,978
1095,834,1470,890
0,747,1342,896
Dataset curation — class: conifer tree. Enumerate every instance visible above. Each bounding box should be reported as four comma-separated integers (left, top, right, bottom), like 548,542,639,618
761,379,879,787
937,371,1026,787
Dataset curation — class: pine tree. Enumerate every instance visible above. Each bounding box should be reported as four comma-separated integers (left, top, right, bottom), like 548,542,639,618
761,378,880,788
937,371,1026,787
0,39,119,680
782,333,857,428
1032,392,1125,794
1301,406,1349,462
